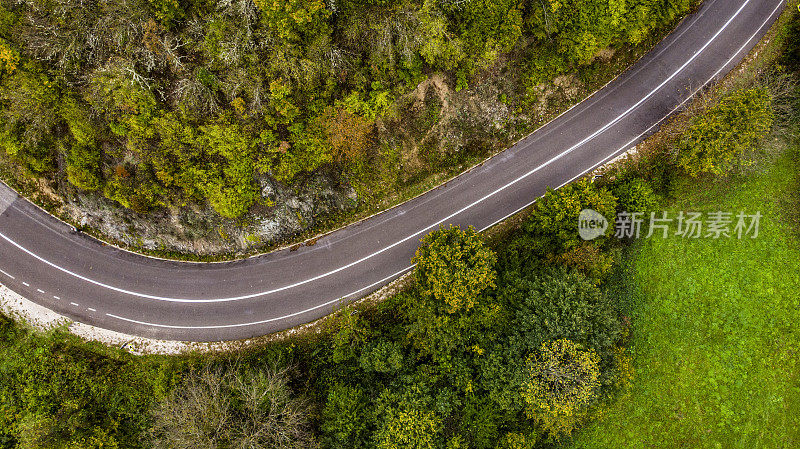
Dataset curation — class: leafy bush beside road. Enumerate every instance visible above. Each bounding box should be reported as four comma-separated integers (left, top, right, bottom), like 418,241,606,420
677,88,774,177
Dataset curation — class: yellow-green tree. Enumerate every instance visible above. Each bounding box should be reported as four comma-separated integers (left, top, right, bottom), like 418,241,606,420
412,225,496,314
521,339,600,438
375,407,440,449
677,88,773,177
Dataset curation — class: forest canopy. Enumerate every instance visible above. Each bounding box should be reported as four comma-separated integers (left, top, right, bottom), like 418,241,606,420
0,0,694,218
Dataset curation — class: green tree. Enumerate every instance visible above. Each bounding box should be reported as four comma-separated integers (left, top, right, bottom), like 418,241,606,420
524,179,617,255
417,3,465,71
677,88,773,177
87,64,159,154
0,326,168,449
441,0,523,65
412,226,497,314
504,267,621,357
375,406,441,449
521,339,600,438
611,177,659,214
197,121,258,218
497,432,537,449
0,63,60,173
359,339,404,374
320,383,370,449
254,0,330,43
61,95,103,191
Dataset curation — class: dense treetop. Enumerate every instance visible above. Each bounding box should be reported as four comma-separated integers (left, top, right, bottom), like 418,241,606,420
0,0,693,218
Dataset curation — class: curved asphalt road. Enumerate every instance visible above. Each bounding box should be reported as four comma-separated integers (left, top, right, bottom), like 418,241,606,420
0,0,785,341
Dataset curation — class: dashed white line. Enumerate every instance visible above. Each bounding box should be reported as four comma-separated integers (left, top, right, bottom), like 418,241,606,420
0,0,784,332
87,308,96,312
102,0,784,331
0,0,763,305
36,289,44,293
70,302,79,307
21,282,29,287
0,268,14,279
106,266,414,330
53,296,60,300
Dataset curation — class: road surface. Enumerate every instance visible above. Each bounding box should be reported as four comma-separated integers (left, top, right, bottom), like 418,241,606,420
0,0,785,341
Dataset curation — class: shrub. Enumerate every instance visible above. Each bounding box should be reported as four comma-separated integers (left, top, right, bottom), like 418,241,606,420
555,243,616,281
147,0,184,27
0,37,18,75
520,339,601,438
611,177,659,214
781,15,800,71
524,179,617,255
151,363,316,449
677,88,773,177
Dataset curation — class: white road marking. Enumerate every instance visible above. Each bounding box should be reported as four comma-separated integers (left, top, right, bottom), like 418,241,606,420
481,0,785,233
53,296,60,300
106,266,414,329
0,0,762,305
87,308,96,312
36,289,44,293
0,269,14,279
101,0,785,331
21,282,29,287
0,0,784,331
70,302,79,307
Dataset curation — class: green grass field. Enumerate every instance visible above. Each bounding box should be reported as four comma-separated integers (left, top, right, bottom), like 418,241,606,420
573,146,800,448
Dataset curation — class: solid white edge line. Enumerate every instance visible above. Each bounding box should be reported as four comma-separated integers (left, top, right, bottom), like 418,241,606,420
104,0,784,331
0,269,14,279
0,0,760,306
106,266,415,329
481,0,785,232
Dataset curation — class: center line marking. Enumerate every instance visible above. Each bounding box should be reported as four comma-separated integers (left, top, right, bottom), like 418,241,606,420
0,0,783,334
21,282,29,287
0,0,764,307
70,302,79,306
103,0,785,331
36,289,44,293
